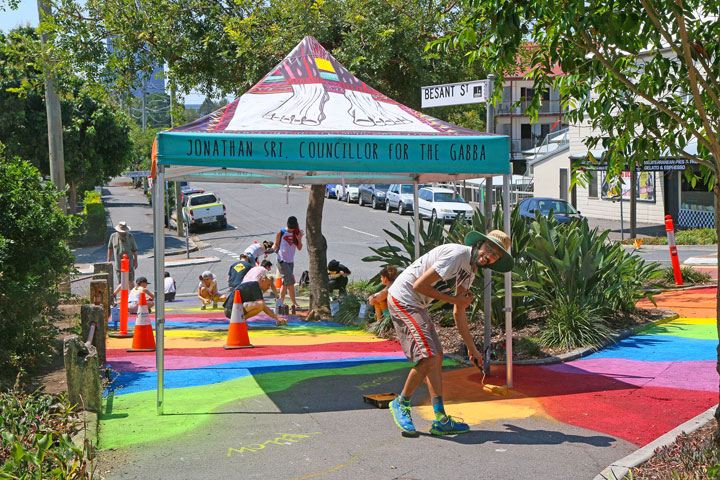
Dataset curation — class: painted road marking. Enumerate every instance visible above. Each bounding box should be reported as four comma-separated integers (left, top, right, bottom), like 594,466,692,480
227,432,320,457
342,226,379,238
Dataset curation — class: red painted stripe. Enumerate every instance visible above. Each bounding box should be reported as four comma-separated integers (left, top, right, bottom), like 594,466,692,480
390,296,433,358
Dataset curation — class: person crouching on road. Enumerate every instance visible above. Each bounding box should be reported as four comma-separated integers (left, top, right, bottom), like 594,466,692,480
198,270,227,310
164,271,177,302
128,277,155,313
369,265,398,322
243,240,274,265
327,259,351,295
275,216,303,310
386,230,513,437
224,272,287,326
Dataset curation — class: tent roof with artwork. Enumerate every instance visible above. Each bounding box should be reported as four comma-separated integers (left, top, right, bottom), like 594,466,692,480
154,36,509,184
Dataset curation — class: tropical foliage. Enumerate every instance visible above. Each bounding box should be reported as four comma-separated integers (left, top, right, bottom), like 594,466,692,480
363,206,664,348
0,152,76,387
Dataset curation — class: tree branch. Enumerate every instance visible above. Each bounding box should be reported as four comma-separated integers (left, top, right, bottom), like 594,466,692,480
578,29,714,154
672,0,720,161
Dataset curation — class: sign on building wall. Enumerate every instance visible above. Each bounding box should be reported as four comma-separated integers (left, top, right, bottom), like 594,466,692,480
421,80,489,108
600,171,656,202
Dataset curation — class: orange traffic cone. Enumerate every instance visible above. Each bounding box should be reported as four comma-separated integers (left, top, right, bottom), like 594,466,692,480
225,290,253,349
274,276,283,290
127,293,156,352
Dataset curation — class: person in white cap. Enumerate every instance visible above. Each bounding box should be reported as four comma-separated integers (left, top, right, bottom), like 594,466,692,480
198,270,226,310
386,230,514,437
107,221,138,283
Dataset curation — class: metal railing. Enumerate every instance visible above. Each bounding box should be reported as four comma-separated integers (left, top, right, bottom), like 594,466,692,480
496,100,567,115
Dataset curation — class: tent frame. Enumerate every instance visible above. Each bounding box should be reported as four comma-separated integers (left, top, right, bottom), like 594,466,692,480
151,166,513,415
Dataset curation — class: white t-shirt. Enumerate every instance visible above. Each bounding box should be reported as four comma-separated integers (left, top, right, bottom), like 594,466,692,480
164,277,176,294
388,244,474,309
242,266,268,284
198,274,218,292
244,243,264,258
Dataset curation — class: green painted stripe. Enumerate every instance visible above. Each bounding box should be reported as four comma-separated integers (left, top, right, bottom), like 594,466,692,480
637,322,717,340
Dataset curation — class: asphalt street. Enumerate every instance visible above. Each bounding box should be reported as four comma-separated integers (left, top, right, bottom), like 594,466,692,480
73,181,716,298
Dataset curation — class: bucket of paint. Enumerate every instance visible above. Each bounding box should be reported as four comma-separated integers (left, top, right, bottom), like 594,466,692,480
111,304,120,324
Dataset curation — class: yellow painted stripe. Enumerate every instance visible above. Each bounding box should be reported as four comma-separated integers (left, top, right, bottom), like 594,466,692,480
669,318,715,325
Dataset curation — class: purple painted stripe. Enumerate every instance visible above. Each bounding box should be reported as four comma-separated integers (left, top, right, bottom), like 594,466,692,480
545,359,718,392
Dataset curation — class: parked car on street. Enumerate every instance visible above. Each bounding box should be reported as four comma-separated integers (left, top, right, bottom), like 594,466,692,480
358,184,391,209
182,192,228,232
334,184,360,203
518,197,583,224
325,184,338,199
417,187,474,222
385,184,429,215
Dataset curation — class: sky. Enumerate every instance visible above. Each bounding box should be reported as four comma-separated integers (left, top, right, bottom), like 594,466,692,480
0,0,206,105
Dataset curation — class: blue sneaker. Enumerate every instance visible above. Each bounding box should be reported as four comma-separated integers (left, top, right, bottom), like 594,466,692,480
430,416,470,435
389,398,416,435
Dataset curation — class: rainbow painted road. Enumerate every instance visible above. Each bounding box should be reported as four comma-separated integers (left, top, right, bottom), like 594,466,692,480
102,289,718,452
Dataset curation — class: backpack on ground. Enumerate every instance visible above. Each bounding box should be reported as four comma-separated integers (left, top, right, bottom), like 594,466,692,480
299,270,310,287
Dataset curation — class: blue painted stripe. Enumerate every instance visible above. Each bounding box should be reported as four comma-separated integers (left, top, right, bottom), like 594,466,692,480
106,357,408,396
586,335,716,362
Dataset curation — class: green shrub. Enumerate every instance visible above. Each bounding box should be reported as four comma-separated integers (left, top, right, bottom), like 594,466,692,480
539,297,611,349
662,266,712,285
368,312,394,336
81,191,106,245
0,390,95,479
0,154,75,386
676,228,717,245
333,294,366,326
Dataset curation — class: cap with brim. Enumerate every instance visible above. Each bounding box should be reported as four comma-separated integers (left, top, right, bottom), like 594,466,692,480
135,276,148,284
201,270,213,279
464,231,514,273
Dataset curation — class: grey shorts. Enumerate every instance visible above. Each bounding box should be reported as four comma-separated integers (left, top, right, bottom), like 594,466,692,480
278,260,295,286
387,295,443,362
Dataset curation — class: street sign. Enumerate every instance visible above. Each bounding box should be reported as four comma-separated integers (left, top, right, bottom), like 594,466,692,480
421,80,489,108
124,170,152,178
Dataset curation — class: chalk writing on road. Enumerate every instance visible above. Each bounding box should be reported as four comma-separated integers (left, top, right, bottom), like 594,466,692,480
227,432,321,457
354,375,402,391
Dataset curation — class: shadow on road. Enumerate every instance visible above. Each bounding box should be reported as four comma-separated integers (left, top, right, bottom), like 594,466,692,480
424,423,615,447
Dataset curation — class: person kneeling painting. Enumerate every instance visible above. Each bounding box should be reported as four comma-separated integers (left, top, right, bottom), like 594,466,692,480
198,270,227,310
224,272,286,326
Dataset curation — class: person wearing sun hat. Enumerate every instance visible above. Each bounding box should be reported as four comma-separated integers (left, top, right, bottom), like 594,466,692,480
107,221,139,283
385,229,513,437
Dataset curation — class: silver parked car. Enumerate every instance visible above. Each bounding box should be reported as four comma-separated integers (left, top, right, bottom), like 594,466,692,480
385,184,428,215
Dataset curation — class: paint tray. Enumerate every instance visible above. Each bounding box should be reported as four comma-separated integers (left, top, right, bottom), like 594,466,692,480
362,393,397,409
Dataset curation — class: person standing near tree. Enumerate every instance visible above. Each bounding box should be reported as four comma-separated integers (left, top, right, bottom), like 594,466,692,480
275,216,303,311
107,221,138,284
386,230,514,436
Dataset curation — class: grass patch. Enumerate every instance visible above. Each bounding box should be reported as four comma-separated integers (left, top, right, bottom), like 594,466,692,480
661,266,712,286
623,228,717,246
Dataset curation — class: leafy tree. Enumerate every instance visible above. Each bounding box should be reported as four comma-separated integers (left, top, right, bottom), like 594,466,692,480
437,0,720,439
0,147,76,386
0,27,134,212
40,0,486,314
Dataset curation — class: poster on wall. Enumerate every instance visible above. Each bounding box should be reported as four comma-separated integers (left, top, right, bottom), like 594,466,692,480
601,171,655,202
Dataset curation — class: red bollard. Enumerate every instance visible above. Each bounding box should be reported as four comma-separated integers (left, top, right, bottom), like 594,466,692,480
109,254,134,338
665,215,683,286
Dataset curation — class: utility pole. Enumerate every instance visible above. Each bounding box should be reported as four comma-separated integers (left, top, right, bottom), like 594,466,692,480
36,0,66,213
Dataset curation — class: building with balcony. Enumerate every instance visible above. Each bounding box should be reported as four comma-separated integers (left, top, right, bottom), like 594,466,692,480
495,64,567,175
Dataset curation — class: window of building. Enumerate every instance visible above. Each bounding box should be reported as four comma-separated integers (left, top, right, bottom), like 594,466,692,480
588,171,598,198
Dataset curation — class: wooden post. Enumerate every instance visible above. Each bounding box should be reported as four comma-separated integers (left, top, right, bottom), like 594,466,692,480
93,262,114,297
90,280,109,324
81,304,106,365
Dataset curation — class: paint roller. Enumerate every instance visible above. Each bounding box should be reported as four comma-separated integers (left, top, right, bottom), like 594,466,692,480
472,357,508,396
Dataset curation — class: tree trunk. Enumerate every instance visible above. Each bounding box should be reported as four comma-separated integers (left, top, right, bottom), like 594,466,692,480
69,181,77,215
714,183,720,446
306,185,331,319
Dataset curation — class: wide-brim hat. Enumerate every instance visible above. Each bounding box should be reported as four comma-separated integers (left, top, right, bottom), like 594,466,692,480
464,230,514,273
114,221,131,233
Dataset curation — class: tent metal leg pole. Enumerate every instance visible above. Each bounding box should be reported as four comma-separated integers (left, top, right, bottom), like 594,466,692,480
154,166,166,415
483,181,493,372
503,174,513,388
413,181,420,259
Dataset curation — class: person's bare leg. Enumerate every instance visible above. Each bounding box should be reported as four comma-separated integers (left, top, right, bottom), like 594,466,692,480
288,284,298,307
424,354,444,398
279,285,288,303
243,301,264,320
400,356,441,398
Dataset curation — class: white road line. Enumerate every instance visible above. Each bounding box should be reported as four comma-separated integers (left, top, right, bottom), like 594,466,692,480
343,226,379,238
